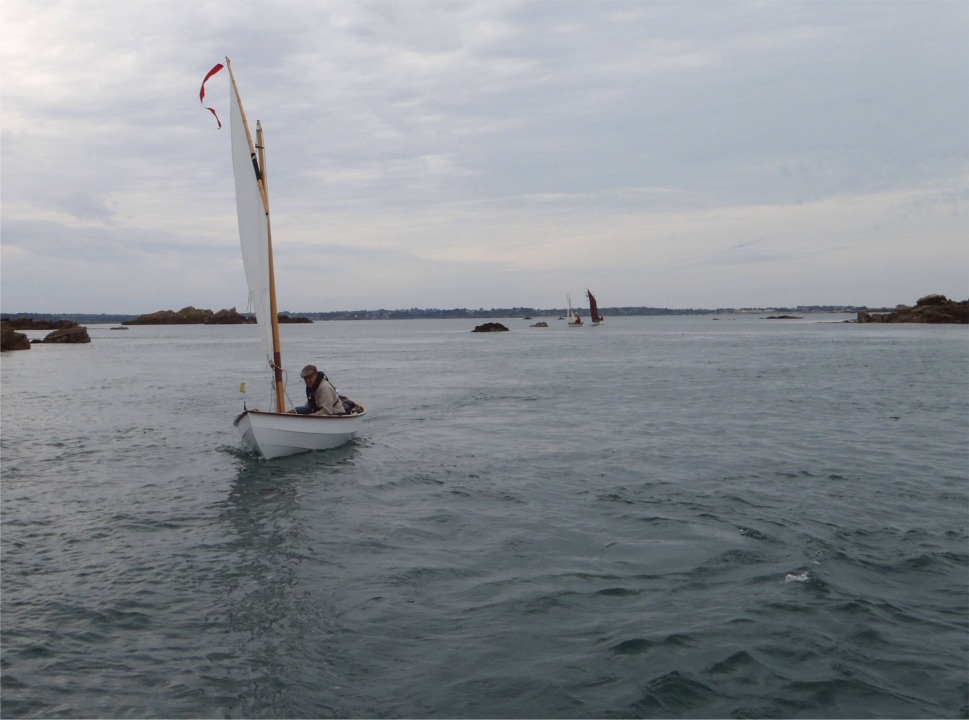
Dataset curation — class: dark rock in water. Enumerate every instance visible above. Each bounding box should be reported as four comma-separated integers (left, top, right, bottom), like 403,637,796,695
856,295,968,324
110,326,129,330
278,314,312,324
1,325,31,351
530,321,549,328
472,322,509,333
764,315,802,320
39,326,91,344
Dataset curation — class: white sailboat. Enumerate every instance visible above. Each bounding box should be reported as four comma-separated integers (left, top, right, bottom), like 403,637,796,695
567,293,584,327
203,58,366,459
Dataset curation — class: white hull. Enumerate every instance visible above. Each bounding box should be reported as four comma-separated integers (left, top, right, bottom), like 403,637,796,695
234,409,365,459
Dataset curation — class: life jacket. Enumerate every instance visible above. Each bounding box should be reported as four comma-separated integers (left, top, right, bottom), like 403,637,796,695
305,371,330,412
306,371,358,415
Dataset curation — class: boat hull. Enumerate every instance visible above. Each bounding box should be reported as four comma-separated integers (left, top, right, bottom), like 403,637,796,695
234,409,365,459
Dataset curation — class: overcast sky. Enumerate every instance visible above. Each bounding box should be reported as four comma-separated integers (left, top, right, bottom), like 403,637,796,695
2,0,967,314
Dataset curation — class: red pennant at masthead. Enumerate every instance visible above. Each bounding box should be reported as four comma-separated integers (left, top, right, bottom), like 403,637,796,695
200,63,224,128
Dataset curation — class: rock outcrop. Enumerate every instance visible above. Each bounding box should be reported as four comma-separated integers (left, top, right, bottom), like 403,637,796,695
472,322,509,332
37,326,91,343
1,325,31,351
2,318,90,348
530,321,549,327
209,307,256,324
856,294,968,324
124,307,254,325
123,307,312,325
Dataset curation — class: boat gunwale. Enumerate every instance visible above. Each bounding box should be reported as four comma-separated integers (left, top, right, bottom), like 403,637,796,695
234,409,367,427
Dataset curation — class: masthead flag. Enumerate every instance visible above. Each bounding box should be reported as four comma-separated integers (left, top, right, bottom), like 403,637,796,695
199,63,224,128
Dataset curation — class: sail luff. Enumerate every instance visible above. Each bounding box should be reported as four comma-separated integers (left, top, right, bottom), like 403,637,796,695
226,57,268,215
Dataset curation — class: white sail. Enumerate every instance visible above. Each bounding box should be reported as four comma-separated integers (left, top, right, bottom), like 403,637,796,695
567,293,582,326
216,59,366,458
229,83,274,368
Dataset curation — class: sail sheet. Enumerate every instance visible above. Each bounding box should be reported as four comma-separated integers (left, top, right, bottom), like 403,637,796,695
229,82,274,368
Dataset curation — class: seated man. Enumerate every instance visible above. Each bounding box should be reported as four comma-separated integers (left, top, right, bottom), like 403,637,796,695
294,364,346,415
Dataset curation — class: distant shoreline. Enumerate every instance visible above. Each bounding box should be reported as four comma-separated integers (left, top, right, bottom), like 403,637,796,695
1,305,882,325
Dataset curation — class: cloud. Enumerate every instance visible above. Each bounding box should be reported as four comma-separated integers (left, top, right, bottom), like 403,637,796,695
1,0,967,313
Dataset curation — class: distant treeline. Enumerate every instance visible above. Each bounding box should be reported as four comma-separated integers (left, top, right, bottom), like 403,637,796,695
298,307,739,320
2,313,139,325
297,305,879,320
294,307,724,321
2,305,878,324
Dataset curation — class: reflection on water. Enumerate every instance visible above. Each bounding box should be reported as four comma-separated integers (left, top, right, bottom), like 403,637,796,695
206,445,364,716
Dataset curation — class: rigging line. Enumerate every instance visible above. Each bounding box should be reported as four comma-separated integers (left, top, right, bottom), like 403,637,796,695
279,366,297,411
265,364,296,413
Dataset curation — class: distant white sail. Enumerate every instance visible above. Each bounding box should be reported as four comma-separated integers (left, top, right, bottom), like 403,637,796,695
229,82,274,368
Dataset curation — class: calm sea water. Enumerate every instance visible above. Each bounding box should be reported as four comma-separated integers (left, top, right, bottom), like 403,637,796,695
1,315,967,719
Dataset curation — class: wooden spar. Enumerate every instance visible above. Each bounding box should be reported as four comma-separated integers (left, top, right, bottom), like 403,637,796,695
225,57,286,413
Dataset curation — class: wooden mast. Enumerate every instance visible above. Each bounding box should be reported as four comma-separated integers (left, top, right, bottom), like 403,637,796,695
225,57,286,413
257,120,286,412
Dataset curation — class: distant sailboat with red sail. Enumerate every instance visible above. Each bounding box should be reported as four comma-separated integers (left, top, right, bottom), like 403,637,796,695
587,289,604,325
